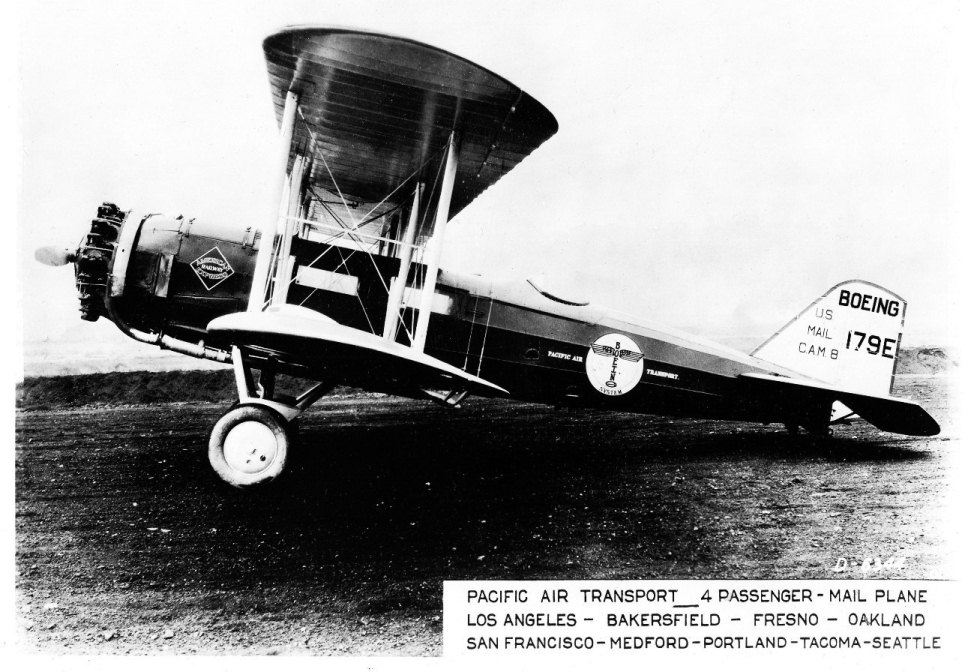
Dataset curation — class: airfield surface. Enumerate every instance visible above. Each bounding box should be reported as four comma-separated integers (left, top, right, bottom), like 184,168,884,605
15,375,957,654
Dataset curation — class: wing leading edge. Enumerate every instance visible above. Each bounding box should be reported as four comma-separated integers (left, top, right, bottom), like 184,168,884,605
739,372,940,437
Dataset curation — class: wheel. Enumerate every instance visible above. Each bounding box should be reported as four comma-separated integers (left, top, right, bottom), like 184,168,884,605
208,405,290,488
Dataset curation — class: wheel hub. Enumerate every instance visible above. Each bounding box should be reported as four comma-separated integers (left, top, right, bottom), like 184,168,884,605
223,420,279,474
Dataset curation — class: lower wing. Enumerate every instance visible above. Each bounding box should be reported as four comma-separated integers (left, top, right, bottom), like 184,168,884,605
207,306,508,399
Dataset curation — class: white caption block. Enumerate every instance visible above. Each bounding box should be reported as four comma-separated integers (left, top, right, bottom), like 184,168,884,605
444,580,960,664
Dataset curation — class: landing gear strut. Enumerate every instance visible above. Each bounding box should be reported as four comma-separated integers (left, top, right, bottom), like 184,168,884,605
207,346,333,488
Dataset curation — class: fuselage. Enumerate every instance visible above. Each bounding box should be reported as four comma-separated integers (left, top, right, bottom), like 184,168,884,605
75,206,812,427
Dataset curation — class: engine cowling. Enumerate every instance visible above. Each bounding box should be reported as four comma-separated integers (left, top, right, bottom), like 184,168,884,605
72,202,258,351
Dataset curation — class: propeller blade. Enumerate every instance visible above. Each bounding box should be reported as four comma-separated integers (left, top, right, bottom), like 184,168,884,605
34,246,76,267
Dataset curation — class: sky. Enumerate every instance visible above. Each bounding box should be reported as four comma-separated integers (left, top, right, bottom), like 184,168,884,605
15,0,960,375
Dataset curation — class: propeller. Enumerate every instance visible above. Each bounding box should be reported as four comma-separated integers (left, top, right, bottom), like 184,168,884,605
34,246,77,267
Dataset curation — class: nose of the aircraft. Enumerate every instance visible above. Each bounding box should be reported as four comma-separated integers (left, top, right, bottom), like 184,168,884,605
34,245,77,267
34,202,127,322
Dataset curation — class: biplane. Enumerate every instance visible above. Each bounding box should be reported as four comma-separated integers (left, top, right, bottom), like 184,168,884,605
35,26,940,488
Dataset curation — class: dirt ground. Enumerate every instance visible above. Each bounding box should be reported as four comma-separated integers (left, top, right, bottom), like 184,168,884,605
14,375,956,655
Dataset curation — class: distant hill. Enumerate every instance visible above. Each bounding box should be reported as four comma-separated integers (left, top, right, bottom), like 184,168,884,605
17,370,238,410
894,346,957,375
14,346,954,411
15,370,366,410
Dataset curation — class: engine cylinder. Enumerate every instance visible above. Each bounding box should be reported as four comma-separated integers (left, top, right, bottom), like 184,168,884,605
74,202,126,321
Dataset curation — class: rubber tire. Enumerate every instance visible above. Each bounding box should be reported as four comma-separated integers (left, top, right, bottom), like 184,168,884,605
208,405,289,488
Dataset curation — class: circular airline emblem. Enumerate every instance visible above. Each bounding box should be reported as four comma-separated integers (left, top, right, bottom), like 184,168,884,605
586,333,644,396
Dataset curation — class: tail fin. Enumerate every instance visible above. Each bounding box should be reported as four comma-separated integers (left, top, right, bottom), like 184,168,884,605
752,280,906,396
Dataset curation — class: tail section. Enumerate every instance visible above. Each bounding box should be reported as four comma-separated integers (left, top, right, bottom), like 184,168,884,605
753,280,906,396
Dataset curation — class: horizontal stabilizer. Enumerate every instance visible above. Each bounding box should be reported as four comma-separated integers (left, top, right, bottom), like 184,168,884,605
739,372,940,437
208,306,508,398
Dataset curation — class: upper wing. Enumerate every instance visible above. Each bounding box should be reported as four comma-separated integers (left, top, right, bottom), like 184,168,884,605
739,372,940,437
263,26,559,221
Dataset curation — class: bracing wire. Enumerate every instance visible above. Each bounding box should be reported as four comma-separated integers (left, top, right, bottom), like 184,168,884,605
291,112,454,341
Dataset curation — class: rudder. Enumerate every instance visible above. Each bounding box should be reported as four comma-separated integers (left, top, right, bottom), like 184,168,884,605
752,280,906,396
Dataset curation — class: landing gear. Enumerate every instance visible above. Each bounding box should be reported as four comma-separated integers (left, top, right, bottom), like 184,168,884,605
209,405,290,487
207,346,334,488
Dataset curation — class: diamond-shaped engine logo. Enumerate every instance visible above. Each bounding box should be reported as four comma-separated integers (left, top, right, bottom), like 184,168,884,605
190,246,235,291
